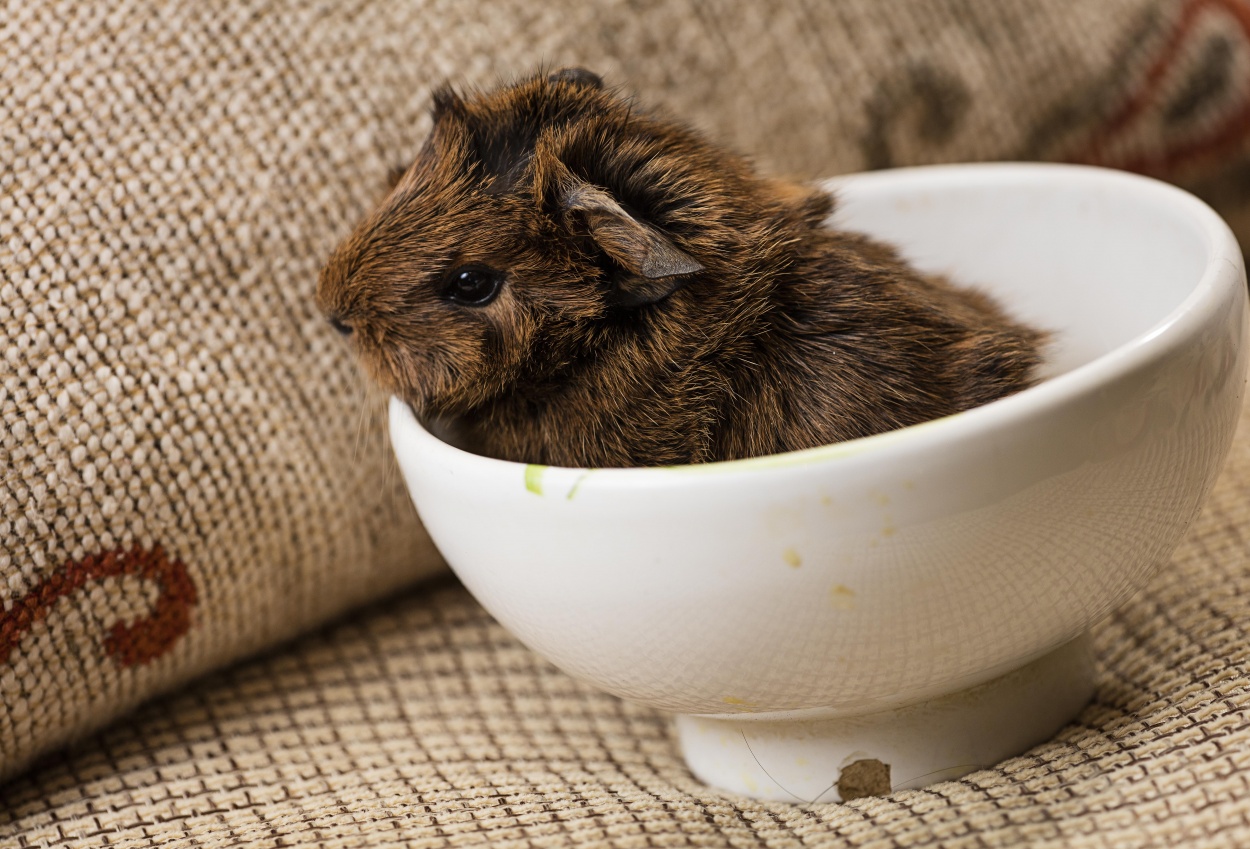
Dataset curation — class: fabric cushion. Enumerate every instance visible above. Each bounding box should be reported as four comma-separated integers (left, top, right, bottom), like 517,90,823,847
5,0,1250,790
3,394,1250,846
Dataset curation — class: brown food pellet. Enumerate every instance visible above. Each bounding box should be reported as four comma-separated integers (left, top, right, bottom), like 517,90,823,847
838,758,892,800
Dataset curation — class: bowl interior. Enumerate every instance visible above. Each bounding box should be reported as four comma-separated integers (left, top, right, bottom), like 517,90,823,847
826,166,1213,383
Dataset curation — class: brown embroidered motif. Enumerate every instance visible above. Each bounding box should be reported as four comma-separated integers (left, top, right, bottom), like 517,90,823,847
0,546,198,667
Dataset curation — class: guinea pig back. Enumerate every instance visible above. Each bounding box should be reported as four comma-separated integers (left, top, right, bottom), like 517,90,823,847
316,68,1044,467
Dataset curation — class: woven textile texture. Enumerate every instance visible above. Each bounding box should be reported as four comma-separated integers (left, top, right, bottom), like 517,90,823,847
5,0,1250,801
2,394,1250,847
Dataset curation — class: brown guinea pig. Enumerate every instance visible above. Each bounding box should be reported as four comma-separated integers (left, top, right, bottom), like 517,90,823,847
316,68,1044,468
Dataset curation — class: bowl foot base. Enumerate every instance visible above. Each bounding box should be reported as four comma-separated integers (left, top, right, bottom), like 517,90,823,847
675,634,1094,803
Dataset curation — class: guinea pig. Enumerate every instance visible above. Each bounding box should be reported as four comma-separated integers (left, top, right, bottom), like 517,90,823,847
316,67,1044,468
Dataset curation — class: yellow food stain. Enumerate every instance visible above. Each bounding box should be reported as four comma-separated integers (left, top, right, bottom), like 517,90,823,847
830,584,855,610
762,504,804,537
820,494,834,506
881,518,896,538
722,696,754,707
873,492,891,507
903,480,916,491
523,464,547,496
783,548,802,568
566,471,591,500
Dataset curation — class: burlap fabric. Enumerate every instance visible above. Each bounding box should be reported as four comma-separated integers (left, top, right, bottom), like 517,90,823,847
2,392,1250,847
5,0,1250,837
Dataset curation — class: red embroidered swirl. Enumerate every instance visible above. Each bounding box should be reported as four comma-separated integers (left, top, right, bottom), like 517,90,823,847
0,545,198,667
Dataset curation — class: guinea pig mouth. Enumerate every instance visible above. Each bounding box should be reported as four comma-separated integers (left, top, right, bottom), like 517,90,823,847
354,344,445,415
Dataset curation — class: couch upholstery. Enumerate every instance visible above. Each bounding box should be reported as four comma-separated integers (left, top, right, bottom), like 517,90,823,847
5,0,1250,845
4,395,1250,846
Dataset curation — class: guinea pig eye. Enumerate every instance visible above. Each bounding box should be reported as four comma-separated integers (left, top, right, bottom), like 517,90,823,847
442,265,504,306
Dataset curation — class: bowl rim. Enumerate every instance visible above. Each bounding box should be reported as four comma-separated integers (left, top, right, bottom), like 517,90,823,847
391,161,1245,480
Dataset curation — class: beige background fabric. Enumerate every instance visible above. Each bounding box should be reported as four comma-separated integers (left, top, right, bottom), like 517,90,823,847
5,0,1250,816
3,393,1250,847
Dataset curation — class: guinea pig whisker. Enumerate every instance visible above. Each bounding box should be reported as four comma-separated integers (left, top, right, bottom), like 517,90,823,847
352,380,371,464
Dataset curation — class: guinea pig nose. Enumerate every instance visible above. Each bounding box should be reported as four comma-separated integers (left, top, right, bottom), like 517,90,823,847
327,315,353,336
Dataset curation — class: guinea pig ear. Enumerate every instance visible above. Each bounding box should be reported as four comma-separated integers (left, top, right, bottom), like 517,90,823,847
562,182,704,304
386,163,409,190
431,85,468,123
547,67,604,90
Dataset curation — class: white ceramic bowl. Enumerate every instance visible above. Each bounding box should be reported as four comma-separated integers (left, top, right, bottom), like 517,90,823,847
390,163,1248,803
